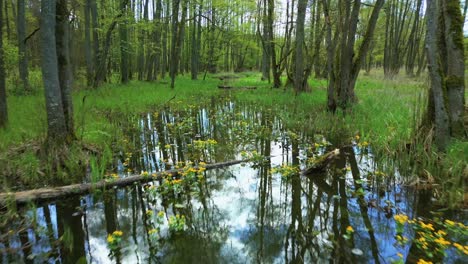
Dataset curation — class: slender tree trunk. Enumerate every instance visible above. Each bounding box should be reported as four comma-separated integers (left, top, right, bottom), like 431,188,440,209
170,0,181,88
267,0,281,88
90,0,100,82
0,0,8,128
119,0,129,83
56,0,74,138
17,0,30,92
190,1,200,80
294,0,307,93
84,0,93,87
41,0,67,144
4,0,10,39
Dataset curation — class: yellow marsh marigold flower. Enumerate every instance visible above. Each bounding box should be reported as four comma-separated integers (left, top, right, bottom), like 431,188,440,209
157,211,165,218
417,259,432,264
394,214,409,224
419,222,435,231
113,230,123,237
444,219,455,226
434,237,451,246
146,210,153,216
107,234,115,243
346,226,354,233
397,253,403,258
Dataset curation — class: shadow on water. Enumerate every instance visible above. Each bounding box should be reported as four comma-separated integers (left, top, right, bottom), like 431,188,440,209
1,100,467,263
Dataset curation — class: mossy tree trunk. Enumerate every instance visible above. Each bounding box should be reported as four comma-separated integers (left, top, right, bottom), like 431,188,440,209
425,0,466,151
442,0,466,138
0,0,8,128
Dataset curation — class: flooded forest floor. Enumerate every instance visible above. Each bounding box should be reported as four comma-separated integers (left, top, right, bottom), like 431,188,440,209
0,71,467,263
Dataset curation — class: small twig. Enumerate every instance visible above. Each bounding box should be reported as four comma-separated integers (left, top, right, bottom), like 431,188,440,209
24,28,40,44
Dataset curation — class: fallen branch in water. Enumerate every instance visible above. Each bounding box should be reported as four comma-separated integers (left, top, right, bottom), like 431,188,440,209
302,149,341,175
0,159,244,206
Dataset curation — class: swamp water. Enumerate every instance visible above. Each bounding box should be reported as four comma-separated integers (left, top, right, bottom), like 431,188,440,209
1,100,466,263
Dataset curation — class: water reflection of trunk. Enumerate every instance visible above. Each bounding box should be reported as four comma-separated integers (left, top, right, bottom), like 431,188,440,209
334,149,354,263
256,113,272,262
42,204,60,259
56,197,86,263
103,190,121,263
155,113,170,169
285,138,305,263
407,189,438,263
345,146,380,263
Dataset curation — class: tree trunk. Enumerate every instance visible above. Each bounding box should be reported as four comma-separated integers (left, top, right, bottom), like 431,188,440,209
84,0,93,87
41,0,67,144
0,0,7,128
442,0,466,137
294,0,307,93
90,0,100,84
119,0,129,83
426,0,450,151
4,0,10,39
267,0,281,88
17,0,30,92
56,0,74,138
170,0,181,88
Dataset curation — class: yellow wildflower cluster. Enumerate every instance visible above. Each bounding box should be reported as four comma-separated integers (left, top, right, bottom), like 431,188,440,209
394,214,409,225
157,211,165,218
141,171,149,177
419,221,435,231
453,243,468,255
113,230,123,237
107,230,123,246
417,259,432,264
346,226,354,233
434,237,451,246
172,179,183,185
396,235,408,244
146,210,153,216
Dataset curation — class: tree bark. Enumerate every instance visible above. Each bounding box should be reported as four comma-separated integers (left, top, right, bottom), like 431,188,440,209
442,0,466,138
17,0,30,92
294,0,307,93
119,0,129,83
425,0,450,151
41,0,67,144
84,0,93,87
56,0,74,138
0,0,8,128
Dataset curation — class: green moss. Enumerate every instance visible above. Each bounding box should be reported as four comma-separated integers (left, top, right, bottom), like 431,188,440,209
445,0,464,51
445,75,464,88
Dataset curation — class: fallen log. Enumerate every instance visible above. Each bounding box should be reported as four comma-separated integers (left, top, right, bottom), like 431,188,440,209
302,149,340,175
0,159,244,205
217,85,233,89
